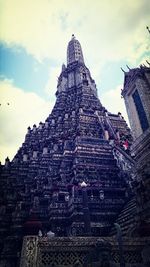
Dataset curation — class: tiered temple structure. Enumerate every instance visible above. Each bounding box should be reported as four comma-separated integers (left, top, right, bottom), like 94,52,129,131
0,35,149,267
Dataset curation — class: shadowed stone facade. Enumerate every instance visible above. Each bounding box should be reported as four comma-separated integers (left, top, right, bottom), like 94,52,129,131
122,65,150,238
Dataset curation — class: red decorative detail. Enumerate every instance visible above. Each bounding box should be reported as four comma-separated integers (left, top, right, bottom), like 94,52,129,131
23,212,42,235
123,140,129,150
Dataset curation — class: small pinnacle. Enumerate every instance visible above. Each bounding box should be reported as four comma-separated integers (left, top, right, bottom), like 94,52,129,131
146,26,150,33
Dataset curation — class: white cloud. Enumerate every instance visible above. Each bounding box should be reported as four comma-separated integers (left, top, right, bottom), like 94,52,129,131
100,85,129,124
0,0,149,65
44,66,61,98
0,79,53,163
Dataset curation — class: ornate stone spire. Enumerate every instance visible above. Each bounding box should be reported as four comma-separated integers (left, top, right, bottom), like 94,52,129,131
0,35,134,267
67,34,84,65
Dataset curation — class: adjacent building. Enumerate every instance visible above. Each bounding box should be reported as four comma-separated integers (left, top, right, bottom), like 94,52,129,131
122,65,150,236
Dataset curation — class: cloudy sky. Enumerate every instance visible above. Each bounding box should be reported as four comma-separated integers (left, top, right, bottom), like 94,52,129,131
0,0,149,163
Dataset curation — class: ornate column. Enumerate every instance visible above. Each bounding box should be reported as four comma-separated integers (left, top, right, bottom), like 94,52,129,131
20,236,38,267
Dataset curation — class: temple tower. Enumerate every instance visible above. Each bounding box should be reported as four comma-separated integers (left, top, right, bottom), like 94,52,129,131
0,36,135,266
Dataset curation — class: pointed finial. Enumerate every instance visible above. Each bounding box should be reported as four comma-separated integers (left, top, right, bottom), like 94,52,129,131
126,65,131,70
62,63,66,72
67,34,84,65
146,60,150,66
146,26,150,34
5,157,10,167
121,67,125,73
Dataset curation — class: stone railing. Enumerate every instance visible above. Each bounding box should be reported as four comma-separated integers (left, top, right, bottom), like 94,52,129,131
19,236,149,267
